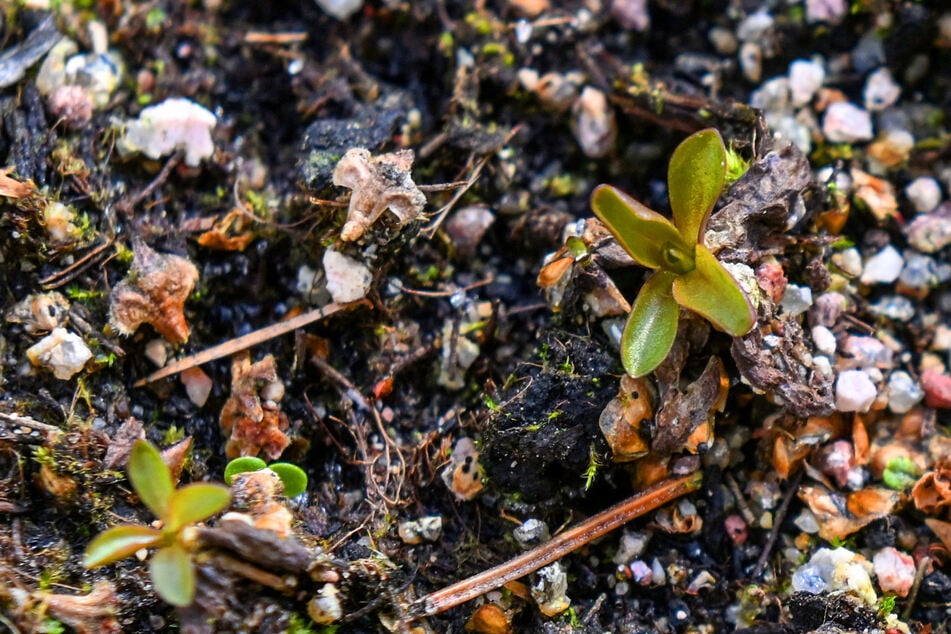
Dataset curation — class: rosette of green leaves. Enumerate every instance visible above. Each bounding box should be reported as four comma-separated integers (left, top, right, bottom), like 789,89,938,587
83,440,231,607
591,129,755,377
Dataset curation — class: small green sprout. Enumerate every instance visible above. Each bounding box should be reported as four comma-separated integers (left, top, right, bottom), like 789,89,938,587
223,456,309,498
83,440,230,607
591,128,755,377
882,455,921,491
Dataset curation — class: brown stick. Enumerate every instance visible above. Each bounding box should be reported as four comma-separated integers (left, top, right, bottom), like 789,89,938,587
410,472,703,618
133,300,370,386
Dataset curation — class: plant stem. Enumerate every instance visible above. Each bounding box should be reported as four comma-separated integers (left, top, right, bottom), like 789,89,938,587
410,472,703,618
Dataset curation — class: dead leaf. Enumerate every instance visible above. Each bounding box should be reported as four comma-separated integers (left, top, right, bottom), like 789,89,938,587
196,208,256,251
0,167,35,198
220,352,291,460
799,484,900,541
925,518,951,553
653,356,725,455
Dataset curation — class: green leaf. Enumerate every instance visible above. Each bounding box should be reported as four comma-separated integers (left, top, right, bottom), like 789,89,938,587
269,463,308,498
83,525,164,568
224,456,267,484
592,185,695,274
672,244,754,337
165,483,231,532
128,440,174,520
621,271,680,377
668,129,727,246
150,543,195,607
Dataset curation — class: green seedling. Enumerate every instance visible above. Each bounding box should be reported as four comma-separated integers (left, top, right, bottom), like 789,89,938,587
591,128,755,377
224,456,309,498
83,440,230,607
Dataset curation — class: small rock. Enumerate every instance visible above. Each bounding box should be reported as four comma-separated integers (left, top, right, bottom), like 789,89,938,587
628,560,653,585
806,0,847,25
905,177,942,214
791,547,876,607
6,292,70,334
120,97,217,167
322,249,372,303
724,515,748,545
43,202,81,242
144,339,168,367
840,335,894,369
900,252,948,291
572,87,616,158
905,202,951,253
780,284,813,316
811,325,837,356
708,26,737,55
398,516,443,544
869,295,915,322
860,245,903,285
788,59,825,107
532,562,570,617
181,366,213,408
737,11,773,42
835,370,878,413
809,292,849,328
514,519,550,548
794,508,820,534
852,31,885,73
314,0,363,20
852,169,900,222
750,77,789,112
26,328,92,380
445,205,495,257
822,102,873,143
440,437,484,500
863,68,901,111
739,42,762,83
308,583,343,624
873,547,915,598
867,129,915,170
831,247,863,277
814,439,861,489
885,371,923,414
611,0,649,31
922,370,951,408
686,570,717,594
613,531,650,564
508,0,550,18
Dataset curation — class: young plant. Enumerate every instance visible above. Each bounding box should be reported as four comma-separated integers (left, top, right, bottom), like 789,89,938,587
83,440,231,607
591,128,755,377
224,456,309,497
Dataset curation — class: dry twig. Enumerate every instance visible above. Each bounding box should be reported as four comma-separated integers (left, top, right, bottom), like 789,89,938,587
409,473,702,619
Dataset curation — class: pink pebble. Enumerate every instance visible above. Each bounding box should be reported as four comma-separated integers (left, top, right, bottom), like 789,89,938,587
922,370,951,409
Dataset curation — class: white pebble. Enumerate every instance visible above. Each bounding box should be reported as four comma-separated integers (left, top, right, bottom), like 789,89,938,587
806,0,847,25
835,370,878,412
322,249,372,303
905,177,942,214
822,102,873,143
26,328,92,380
863,68,901,111
860,245,903,285
737,11,773,42
314,0,363,20
780,284,813,316
811,325,837,356
793,508,820,534
121,97,217,167
739,42,762,83
873,547,915,598
885,371,924,414
832,247,863,277
788,59,825,107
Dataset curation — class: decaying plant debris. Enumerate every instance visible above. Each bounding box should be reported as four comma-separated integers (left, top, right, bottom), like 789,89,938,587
2,2,951,633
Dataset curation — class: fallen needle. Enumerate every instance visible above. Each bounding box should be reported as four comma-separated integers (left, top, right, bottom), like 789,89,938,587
409,471,703,619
